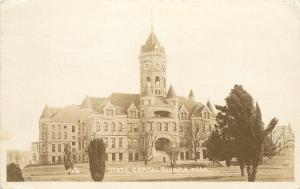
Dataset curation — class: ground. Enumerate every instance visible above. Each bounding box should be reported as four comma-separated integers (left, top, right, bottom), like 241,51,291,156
21,153,294,182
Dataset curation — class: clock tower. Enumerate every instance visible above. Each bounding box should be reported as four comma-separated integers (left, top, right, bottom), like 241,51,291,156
139,31,167,97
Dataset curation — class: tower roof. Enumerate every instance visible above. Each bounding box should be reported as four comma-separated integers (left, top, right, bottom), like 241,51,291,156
80,96,93,109
141,32,165,53
142,83,153,97
166,85,176,98
189,89,195,98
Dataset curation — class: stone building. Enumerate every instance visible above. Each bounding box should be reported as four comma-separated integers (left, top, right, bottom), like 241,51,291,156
37,30,216,164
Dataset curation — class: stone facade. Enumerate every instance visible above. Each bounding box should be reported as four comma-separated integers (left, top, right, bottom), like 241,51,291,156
37,31,216,164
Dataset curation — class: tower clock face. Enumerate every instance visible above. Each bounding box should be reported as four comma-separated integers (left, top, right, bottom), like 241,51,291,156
154,63,161,70
144,63,151,70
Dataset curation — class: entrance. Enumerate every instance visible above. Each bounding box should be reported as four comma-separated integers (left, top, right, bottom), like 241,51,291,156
155,138,171,151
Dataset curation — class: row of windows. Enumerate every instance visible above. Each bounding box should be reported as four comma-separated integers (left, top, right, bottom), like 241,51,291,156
51,143,76,153
95,122,123,132
179,112,212,119
47,132,76,140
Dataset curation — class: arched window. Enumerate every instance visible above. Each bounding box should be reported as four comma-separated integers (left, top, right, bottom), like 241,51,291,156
155,76,160,86
111,122,115,132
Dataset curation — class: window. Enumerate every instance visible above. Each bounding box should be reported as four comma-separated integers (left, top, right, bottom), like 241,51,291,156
185,152,190,160
42,144,46,153
180,126,184,132
104,137,108,148
106,109,114,117
196,126,200,133
32,154,36,161
141,110,145,118
64,132,67,139
129,153,133,161
128,138,132,148
58,144,61,152
135,153,139,161
118,123,122,132
51,132,55,139
105,153,108,161
157,123,161,131
52,125,55,130
164,123,168,131
58,156,61,162
180,152,184,160
128,123,132,132
64,125,67,129
155,76,160,86
42,132,46,140
134,138,138,148
111,122,115,132
119,153,123,161
52,144,55,152
112,153,116,161
72,148,75,153
173,123,177,131
112,138,115,148
79,140,81,150
104,122,108,131
58,132,61,139
119,138,123,148
58,125,61,130
52,156,55,163
72,125,75,132
72,142,75,146
134,127,139,132
96,122,100,131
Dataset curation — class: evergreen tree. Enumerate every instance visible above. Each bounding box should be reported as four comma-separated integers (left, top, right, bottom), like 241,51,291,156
88,138,106,181
7,163,24,182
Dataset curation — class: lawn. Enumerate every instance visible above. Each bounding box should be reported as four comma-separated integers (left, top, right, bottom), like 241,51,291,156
22,153,294,182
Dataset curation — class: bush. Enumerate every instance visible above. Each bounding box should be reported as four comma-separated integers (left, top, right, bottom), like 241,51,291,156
88,138,106,181
7,163,24,182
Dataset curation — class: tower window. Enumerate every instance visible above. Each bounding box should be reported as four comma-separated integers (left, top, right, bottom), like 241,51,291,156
146,77,151,82
155,76,160,86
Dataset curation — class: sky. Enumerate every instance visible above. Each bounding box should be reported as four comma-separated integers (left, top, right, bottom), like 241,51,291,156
1,0,300,150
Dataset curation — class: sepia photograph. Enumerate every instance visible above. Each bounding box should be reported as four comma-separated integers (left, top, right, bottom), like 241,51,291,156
0,0,299,188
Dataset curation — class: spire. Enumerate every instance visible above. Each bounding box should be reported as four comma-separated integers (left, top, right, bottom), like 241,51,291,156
150,8,153,33
142,83,153,96
80,96,93,109
188,89,195,101
166,85,176,98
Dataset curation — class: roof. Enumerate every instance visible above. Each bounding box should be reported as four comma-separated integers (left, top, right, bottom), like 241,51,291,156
49,105,93,123
206,99,215,113
177,96,205,117
141,32,165,53
166,85,176,98
80,96,93,109
40,106,61,119
189,90,195,98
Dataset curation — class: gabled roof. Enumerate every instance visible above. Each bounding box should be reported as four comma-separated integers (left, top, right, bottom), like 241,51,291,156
166,85,176,98
40,105,61,119
206,99,215,113
141,32,165,53
80,96,93,109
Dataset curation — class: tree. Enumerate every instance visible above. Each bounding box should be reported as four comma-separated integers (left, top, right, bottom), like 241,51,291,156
7,163,24,182
216,84,278,182
139,131,156,165
186,123,208,162
166,147,179,174
263,131,283,158
205,130,222,167
88,138,106,181
63,143,73,174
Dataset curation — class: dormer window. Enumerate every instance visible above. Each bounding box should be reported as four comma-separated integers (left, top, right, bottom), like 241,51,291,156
106,109,113,117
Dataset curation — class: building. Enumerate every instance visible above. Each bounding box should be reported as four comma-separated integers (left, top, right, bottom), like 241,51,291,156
271,123,294,154
37,30,216,164
30,142,39,165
